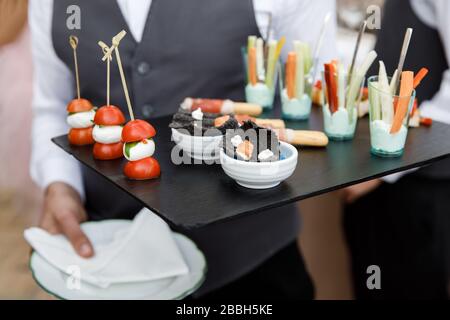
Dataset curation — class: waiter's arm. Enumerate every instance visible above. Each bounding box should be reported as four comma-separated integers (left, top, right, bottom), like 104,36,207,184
29,0,93,257
411,0,450,124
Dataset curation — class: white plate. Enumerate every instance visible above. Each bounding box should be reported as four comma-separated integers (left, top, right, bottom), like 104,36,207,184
29,220,206,300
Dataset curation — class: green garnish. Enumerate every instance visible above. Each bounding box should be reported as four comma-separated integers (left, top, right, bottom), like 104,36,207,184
124,141,139,158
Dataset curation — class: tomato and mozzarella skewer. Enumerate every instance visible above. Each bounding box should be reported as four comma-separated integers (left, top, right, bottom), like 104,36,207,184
67,98,96,145
92,105,126,160
180,98,263,116
122,120,160,180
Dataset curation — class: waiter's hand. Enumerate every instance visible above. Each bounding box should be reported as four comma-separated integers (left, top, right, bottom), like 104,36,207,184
40,182,94,258
342,179,382,204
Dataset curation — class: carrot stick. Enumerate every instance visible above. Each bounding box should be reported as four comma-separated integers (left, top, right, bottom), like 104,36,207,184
328,62,338,113
324,64,333,112
248,47,257,85
413,67,429,89
390,71,414,134
286,52,297,99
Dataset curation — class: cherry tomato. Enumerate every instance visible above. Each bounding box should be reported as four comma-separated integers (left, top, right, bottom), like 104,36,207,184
68,127,95,146
124,157,161,180
67,98,94,113
93,142,124,160
94,105,126,126
122,119,156,143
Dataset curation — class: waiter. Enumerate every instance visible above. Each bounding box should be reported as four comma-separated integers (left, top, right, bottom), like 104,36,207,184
29,0,336,298
343,0,450,299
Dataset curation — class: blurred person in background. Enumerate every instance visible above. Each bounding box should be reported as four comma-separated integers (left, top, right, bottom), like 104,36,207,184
0,0,41,215
343,0,450,299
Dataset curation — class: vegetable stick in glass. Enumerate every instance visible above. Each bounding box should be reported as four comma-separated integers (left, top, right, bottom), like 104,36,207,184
346,50,377,121
286,52,297,99
337,63,346,110
275,36,286,59
370,81,382,121
248,47,258,85
294,41,305,97
256,38,265,82
327,63,338,113
247,36,256,53
413,68,429,88
265,40,277,88
324,64,334,112
302,43,312,74
390,71,414,133
378,61,394,124
389,69,398,95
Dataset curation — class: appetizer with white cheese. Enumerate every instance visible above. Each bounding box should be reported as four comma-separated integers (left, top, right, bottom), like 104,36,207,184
92,105,126,160
67,99,96,146
122,119,160,180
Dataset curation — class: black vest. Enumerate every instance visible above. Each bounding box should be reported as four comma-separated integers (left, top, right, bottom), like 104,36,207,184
52,0,299,296
370,0,450,178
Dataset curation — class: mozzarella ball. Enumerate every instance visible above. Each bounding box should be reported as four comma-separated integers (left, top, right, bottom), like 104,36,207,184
124,139,155,161
92,125,123,144
66,109,96,128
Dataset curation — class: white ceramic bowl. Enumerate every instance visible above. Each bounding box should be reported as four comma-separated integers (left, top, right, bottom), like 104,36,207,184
219,141,298,189
171,128,222,161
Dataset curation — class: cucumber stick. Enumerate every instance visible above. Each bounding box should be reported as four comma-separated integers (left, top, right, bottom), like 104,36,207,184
294,41,305,97
265,40,277,88
256,38,265,82
378,61,394,124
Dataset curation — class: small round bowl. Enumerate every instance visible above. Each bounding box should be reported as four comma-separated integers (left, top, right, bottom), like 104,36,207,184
219,141,298,189
171,128,222,161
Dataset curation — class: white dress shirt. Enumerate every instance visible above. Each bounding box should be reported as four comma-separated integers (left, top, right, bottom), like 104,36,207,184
29,0,337,199
382,0,450,183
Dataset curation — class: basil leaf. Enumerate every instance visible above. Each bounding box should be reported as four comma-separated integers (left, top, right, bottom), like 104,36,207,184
125,141,139,158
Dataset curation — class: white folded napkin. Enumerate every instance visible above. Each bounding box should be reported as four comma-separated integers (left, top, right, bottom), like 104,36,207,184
24,208,189,288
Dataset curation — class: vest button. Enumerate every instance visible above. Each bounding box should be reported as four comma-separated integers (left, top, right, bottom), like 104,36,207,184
141,104,154,118
137,62,150,75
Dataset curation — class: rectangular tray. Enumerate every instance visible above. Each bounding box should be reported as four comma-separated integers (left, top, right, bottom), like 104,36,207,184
53,107,450,228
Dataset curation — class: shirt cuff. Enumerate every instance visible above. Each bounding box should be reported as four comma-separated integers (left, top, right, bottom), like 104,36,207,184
32,156,85,201
381,168,418,184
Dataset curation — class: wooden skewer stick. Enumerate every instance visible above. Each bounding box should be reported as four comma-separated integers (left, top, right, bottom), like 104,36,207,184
107,30,135,121
348,20,367,84
69,35,80,99
98,41,113,106
102,30,126,61
392,28,413,95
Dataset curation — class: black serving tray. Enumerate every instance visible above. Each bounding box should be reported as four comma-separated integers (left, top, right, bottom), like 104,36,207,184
53,106,450,228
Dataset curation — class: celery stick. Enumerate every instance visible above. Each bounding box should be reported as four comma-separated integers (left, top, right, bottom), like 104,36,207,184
378,61,394,124
256,38,265,82
247,36,256,54
302,43,312,74
389,69,398,95
370,81,381,121
294,41,305,97
346,50,378,122
338,63,346,110
265,40,277,88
